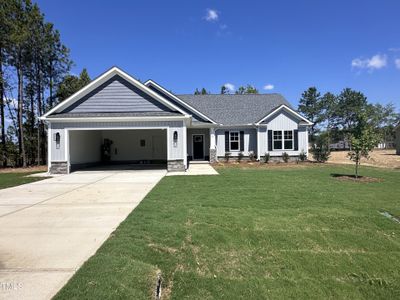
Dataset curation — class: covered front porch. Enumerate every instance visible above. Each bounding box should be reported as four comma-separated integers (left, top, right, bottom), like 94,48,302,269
186,127,217,164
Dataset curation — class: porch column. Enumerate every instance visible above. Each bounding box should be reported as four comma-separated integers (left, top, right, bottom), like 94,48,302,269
257,127,261,161
209,128,217,163
183,122,187,169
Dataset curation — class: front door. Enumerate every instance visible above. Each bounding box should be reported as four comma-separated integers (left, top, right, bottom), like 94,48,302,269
192,135,204,160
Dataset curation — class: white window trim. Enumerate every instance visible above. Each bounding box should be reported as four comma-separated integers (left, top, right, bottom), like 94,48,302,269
229,131,240,152
272,130,294,151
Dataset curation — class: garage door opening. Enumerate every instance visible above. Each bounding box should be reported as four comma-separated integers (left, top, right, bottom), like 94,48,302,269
69,129,167,171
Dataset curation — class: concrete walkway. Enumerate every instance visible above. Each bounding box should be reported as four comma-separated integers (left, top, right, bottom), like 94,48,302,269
0,168,166,300
166,163,219,176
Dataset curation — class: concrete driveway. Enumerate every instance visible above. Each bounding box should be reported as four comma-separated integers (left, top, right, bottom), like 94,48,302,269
0,168,166,300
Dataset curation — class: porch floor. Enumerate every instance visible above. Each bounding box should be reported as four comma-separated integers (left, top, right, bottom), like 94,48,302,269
166,163,218,176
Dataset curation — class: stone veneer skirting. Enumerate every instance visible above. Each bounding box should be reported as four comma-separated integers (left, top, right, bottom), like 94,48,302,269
209,148,217,163
167,159,185,172
50,161,68,174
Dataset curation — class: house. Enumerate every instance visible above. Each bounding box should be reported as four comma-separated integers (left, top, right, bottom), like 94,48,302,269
41,67,313,174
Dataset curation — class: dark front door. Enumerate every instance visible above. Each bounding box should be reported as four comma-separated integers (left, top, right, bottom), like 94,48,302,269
193,135,204,160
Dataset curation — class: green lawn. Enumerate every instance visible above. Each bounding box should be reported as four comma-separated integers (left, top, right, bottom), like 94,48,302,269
0,172,46,189
55,164,400,299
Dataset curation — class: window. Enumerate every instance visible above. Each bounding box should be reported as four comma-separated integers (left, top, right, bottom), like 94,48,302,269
229,131,240,151
273,131,282,150
140,139,146,147
273,130,293,150
284,131,293,149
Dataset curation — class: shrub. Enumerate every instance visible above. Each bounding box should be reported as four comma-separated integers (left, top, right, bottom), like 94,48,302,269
299,150,307,162
282,152,289,163
248,151,257,162
310,136,330,163
224,152,231,162
263,153,270,163
237,151,244,162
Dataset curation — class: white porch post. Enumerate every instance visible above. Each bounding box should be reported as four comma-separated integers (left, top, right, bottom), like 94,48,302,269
210,128,216,149
47,122,51,173
183,121,187,169
209,127,217,163
257,127,260,161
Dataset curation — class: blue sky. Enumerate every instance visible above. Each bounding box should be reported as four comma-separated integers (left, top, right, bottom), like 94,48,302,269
37,0,400,109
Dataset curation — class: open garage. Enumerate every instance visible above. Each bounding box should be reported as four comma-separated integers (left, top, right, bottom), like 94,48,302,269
68,129,167,171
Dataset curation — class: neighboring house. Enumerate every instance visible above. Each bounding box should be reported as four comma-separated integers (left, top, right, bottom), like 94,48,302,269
41,67,313,174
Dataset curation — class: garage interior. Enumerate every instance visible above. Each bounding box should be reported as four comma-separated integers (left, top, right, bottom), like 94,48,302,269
69,129,167,171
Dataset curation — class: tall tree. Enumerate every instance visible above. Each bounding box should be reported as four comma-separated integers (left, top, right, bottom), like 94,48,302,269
55,68,91,103
235,85,259,95
0,0,15,166
332,88,368,138
7,0,33,167
220,85,229,94
298,87,323,141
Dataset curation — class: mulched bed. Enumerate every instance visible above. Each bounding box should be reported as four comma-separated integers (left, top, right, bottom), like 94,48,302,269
331,174,383,183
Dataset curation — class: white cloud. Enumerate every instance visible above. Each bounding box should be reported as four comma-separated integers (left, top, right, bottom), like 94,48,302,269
205,9,218,22
223,83,235,93
395,58,400,69
219,24,227,30
263,84,274,91
351,54,387,71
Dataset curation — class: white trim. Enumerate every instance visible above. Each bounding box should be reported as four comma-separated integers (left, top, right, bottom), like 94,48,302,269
183,122,187,169
42,116,189,122
144,79,217,124
47,123,51,172
272,130,294,151
42,67,190,119
65,129,70,174
191,134,205,160
256,105,313,125
229,131,240,152
257,127,260,160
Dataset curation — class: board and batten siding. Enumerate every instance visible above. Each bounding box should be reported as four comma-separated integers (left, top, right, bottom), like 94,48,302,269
62,75,173,114
259,110,309,156
50,120,185,163
216,128,257,157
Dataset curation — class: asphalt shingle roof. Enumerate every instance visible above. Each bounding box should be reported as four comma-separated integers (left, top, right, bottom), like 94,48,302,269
177,94,292,125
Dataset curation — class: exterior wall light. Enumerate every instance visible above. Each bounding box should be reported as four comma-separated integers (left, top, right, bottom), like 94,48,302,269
173,131,178,147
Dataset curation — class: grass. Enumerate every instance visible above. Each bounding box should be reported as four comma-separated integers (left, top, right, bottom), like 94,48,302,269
54,164,400,299
0,172,46,189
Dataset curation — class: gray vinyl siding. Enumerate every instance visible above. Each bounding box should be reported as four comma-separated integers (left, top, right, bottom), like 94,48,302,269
216,128,257,157
62,75,175,114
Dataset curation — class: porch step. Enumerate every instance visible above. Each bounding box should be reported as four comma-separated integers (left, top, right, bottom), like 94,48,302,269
189,160,209,164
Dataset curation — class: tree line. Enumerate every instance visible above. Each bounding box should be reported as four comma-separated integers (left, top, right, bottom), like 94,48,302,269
0,0,90,168
298,87,399,177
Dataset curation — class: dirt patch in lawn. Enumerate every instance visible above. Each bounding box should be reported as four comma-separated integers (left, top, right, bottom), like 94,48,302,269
0,165,47,174
331,174,383,183
327,149,400,169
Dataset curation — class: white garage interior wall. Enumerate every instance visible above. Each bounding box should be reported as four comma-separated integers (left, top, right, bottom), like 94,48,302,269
69,130,102,164
68,129,167,168
102,129,167,161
